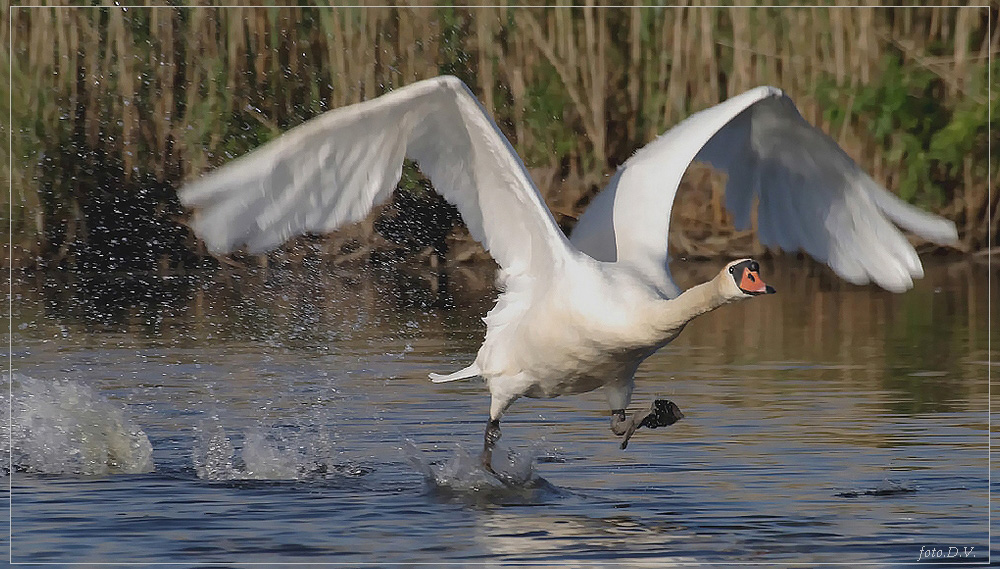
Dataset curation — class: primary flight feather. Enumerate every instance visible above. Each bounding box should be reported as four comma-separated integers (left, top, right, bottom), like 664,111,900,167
180,76,957,466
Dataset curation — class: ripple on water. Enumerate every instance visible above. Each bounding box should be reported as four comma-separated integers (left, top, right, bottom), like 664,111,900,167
835,479,918,498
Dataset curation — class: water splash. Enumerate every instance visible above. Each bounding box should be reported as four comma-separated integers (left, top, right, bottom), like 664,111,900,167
192,421,367,481
192,423,238,480
1,373,154,475
403,440,562,504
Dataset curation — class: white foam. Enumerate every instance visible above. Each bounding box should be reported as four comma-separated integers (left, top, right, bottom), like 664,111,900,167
1,373,154,475
192,421,358,481
403,440,546,494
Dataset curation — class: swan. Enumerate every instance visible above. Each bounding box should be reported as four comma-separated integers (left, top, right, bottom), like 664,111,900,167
179,76,957,466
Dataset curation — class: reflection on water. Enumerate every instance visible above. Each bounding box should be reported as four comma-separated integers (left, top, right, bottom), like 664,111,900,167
6,257,992,564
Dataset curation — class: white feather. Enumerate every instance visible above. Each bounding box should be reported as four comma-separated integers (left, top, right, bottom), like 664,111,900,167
429,363,481,383
180,77,959,435
571,86,958,296
180,76,573,282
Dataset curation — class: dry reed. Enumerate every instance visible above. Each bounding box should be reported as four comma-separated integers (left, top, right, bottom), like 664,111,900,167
2,4,993,269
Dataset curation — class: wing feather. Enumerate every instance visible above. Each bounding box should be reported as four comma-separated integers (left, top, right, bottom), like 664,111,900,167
180,76,573,279
571,86,957,294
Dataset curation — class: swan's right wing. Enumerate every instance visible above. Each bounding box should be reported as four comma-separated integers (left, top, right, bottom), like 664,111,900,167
571,87,957,295
180,76,574,278
696,91,957,292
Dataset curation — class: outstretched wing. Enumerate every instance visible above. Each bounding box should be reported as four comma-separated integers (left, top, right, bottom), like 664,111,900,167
180,75,574,278
570,86,957,295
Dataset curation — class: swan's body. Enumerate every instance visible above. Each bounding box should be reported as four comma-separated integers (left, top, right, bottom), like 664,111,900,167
180,76,957,457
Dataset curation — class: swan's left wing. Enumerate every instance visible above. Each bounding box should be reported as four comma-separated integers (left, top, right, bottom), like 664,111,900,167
570,87,957,295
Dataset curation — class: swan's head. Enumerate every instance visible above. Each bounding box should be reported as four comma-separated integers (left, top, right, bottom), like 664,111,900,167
721,258,776,299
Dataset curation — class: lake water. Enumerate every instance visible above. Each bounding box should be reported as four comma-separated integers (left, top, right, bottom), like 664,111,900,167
4,257,993,565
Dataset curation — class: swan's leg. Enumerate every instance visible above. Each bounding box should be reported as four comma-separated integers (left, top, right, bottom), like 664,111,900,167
482,419,501,467
610,409,640,448
607,380,639,445
611,400,684,449
481,384,520,473
609,409,632,435
481,418,523,487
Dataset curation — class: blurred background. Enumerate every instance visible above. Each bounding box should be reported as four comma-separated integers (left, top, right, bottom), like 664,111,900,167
3,3,995,273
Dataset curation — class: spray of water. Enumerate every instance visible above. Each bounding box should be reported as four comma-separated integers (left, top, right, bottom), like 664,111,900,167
403,439,563,504
1,373,154,475
192,420,367,481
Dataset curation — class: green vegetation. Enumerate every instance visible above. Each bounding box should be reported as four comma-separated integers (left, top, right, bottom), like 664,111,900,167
2,4,993,271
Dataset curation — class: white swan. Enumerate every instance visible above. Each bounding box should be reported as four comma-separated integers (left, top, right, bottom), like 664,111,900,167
180,76,957,463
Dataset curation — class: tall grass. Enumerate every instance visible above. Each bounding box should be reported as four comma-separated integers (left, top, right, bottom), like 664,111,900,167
3,4,994,269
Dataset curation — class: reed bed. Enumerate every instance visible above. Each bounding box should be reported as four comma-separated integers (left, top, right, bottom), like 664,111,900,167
3,3,994,270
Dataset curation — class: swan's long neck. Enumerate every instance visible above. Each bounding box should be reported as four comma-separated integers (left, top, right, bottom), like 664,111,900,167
652,276,732,336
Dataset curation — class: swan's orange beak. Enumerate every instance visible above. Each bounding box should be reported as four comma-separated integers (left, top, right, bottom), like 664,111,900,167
739,267,776,295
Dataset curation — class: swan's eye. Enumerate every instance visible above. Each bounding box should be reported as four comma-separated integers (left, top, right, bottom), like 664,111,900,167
729,266,735,274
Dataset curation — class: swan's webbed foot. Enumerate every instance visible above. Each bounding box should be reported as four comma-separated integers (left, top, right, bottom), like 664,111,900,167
611,399,684,450
640,399,684,429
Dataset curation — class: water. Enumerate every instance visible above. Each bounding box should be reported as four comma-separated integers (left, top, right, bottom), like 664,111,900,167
5,258,992,565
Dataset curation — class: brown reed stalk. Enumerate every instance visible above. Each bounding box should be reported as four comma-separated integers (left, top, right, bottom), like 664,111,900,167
2,5,992,269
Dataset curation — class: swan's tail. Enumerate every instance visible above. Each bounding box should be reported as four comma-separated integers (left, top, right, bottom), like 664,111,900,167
429,363,481,383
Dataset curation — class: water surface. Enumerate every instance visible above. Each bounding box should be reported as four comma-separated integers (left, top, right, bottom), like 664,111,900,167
5,258,992,565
